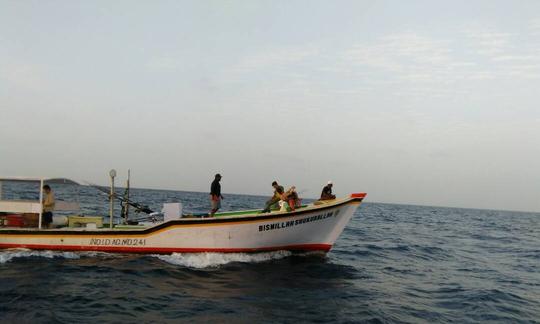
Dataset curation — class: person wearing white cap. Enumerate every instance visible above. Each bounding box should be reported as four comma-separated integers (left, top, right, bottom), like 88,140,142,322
320,181,336,200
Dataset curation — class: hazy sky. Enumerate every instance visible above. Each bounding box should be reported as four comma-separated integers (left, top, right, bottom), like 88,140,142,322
1,1,539,212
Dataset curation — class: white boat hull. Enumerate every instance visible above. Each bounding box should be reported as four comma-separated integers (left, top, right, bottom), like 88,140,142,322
0,195,365,254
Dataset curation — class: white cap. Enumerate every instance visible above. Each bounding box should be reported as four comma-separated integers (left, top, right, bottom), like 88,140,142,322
327,180,333,185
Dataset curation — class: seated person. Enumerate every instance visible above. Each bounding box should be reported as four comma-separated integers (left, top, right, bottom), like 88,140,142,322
262,181,284,213
320,181,336,200
281,186,300,211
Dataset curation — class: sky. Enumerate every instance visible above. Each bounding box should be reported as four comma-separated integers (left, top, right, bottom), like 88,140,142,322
1,0,539,212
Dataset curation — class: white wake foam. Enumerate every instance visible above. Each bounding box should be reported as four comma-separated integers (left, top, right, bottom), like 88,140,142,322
155,250,293,268
0,249,110,264
0,249,297,268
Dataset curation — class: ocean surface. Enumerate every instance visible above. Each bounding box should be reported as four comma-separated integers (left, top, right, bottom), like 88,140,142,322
0,184,539,323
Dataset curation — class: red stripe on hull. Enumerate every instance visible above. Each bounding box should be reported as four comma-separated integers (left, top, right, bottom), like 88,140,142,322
0,243,332,254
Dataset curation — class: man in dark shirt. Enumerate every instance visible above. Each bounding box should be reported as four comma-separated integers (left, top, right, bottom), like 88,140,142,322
262,181,284,213
209,173,224,216
320,181,336,200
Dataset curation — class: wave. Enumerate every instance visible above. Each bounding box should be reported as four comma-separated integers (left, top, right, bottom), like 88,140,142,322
154,250,293,268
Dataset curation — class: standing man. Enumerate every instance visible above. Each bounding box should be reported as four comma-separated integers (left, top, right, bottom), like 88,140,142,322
320,181,336,200
42,185,55,228
262,181,284,213
209,173,224,217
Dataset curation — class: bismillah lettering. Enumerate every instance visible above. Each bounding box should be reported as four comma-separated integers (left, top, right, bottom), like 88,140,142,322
258,212,335,232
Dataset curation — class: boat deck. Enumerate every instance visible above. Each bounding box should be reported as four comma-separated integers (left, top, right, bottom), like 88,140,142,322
0,199,342,232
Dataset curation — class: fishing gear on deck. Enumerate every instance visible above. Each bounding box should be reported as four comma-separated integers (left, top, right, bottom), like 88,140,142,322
125,213,162,225
85,181,155,214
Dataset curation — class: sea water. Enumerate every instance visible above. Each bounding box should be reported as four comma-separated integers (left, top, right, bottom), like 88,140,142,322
0,186,539,323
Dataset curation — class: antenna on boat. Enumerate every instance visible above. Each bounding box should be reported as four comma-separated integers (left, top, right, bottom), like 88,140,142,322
121,169,130,225
109,169,117,229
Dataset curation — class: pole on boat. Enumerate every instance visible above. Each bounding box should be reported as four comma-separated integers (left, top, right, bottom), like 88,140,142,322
109,169,117,229
124,169,130,225
38,179,44,230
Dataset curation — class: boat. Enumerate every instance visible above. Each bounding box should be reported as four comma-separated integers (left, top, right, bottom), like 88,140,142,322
0,175,367,254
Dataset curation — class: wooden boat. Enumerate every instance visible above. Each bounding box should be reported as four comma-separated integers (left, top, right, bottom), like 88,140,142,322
0,176,366,254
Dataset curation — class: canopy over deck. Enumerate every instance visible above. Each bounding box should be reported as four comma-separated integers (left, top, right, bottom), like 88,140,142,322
0,177,81,228
0,177,80,185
